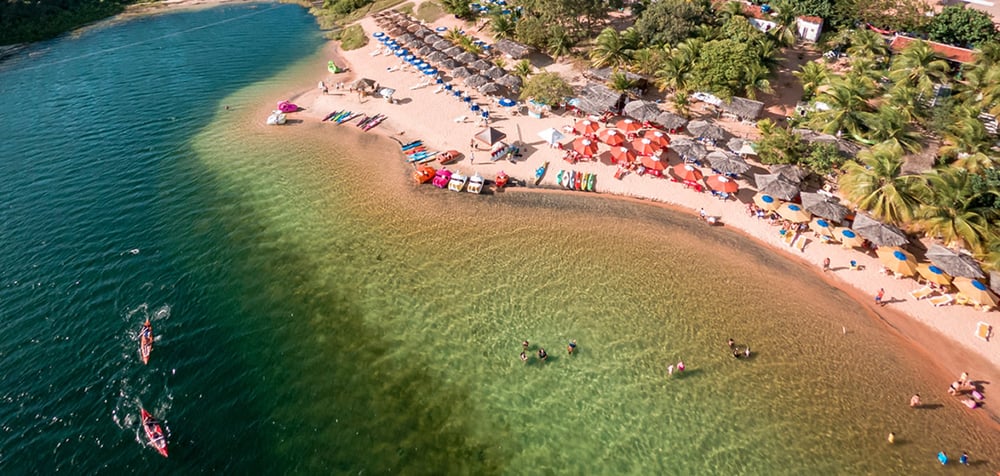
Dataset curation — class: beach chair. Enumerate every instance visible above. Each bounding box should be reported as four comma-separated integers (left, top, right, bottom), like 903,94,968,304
976,322,993,341
929,294,954,307
956,293,971,306
782,231,795,246
793,236,808,253
908,286,935,300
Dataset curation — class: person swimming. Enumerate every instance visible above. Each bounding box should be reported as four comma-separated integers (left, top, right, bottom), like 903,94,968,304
537,348,548,361
520,351,528,363
744,347,750,358
567,340,577,354
727,338,735,348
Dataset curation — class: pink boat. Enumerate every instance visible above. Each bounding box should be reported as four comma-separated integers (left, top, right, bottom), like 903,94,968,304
277,101,299,113
432,169,452,188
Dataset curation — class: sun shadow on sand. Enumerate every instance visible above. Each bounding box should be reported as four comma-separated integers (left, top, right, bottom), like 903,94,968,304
914,403,944,410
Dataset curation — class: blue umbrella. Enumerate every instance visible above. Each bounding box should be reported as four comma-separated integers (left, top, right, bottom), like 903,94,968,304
498,98,516,107
453,90,462,97
464,96,472,102
972,279,989,291
404,54,415,61
395,49,409,57
816,219,829,228
928,265,946,275
436,77,444,84
444,84,453,90
842,229,857,238
423,68,438,76
471,104,480,111
416,61,428,69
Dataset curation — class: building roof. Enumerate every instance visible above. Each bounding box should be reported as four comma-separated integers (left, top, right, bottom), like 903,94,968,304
720,97,764,120
888,35,975,64
493,39,532,59
575,83,625,115
797,15,823,25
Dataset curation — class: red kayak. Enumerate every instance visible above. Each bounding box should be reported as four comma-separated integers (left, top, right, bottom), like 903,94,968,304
141,408,168,457
139,319,153,365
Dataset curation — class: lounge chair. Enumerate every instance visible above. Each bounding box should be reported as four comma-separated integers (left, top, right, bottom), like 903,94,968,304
793,236,808,252
908,286,935,300
782,231,795,246
976,321,993,341
929,294,954,307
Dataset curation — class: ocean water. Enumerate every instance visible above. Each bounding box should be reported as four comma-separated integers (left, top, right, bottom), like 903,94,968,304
1,3,998,474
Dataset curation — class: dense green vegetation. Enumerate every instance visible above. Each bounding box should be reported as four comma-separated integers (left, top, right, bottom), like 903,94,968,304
0,0,144,46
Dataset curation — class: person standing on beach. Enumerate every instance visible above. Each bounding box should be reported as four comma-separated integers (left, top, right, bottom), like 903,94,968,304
875,288,885,306
959,371,968,385
822,257,830,272
910,394,921,407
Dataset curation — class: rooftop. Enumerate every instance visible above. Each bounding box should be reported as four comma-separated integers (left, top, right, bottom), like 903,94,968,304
888,35,975,64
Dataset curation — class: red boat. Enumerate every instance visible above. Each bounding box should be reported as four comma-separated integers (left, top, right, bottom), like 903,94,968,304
141,408,168,458
495,171,509,188
139,319,152,365
413,164,436,184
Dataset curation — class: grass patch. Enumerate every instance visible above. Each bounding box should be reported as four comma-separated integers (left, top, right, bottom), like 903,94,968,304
414,1,443,23
331,24,368,50
395,2,414,15
311,0,408,30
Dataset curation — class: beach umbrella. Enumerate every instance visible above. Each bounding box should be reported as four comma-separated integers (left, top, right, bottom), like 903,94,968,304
351,78,377,91
571,138,599,157
926,244,985,279
470,103,481,112
672,138,709,162
496,74,522,92
598,128,626,146
427,51,448,63
479,82,505,95
809,218,836,238
474,127,506,146
412,27,431,38
484,66,506,79
753,192,780,211
835,227,865,248
406,23,421,33
610,146,637,163
444,46,464,57
438,58,460,70
705,175,739,193
424,34,444,45
705,150,749,174
537,127,564,146
776,202,812,223
469,59,493,71
498,97,517,107
423,68,439,76
574,119,600,135
451,66,473,78
916,263,953,286
373,31,385,38
642,129,671,147
877,247,918,277
654,111,687,131
399,33,417,44
672,163,703,182
623,100,661,122
771,164,808,184
456,52,477,63
800,191,850,223
433,39,453,50
464,74,490,88
686,120,729,141
755,173,800,201
631,138,661,156
616,118,642,134
852,213,909,247
394,48,410,57
953,277,999,307
726,138,747,154
641,155,667,172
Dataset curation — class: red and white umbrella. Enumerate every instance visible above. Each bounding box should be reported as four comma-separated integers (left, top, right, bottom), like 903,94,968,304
631,138,661,156
642,129,670,147
571,137,599,157
616,118,642,134
598,128,625,146
673,163,703,182
640,155,667,171
574,119,600,135
610,146,636,163
705,175,738,193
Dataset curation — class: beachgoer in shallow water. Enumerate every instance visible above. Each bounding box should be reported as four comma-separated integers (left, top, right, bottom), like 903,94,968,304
520,351,528,363
522,340,529,351
960,452,968,465
537,348,547,361
887,432,895,444
910,394,921,407
744,347,750,358
733,349,742,359
567,339,576,354
938,451,948,465
727,338,735,349
677,361,685,372
667,364,674,376
959,372,968,385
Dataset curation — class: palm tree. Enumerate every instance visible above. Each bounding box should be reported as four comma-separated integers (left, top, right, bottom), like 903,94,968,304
838,142,923,224
742,63,773,100
546,26,573,60
716,1,746,23
767,1,798,47
672,90,691,118
630,47,666,77
915,168,999,253
445,27,464,44
939,106,994,163
888,40,950,98
883,83,924,123
590,27,636,70
655,54,692,93
863,107,923,152
810,75,876,139
489,14,516,40
607,71,636,97
847,29,889,60
512,59,533,79
794,61,832,101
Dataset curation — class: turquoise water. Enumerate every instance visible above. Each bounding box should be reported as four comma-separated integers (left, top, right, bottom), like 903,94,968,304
2,4,999,474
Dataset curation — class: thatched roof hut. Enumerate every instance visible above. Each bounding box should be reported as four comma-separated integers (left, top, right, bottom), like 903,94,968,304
493,39,532,59
427,51,448,63
413,28,432,38
497,74,522,90
792,128,861,156
439,58,460,70
417,45,434,56
433,39,452,51
720,97,764,121
444,46,463,57
687,120,729,141
575,83,626,115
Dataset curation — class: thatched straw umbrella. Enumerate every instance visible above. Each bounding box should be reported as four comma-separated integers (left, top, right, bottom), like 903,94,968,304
451,66,474,78
464,74,490,88
456,52,477,63
654,111,687,131
469,59,492,71
484,66,506,79
623,100,661,122
478,82,505,96
496,74,522,91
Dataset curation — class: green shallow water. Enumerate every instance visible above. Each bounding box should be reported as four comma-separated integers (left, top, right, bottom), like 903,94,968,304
2,4,999,474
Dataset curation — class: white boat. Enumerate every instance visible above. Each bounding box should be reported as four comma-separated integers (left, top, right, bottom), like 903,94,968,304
266,110,287,125
448,172,468,192
466,173,484,194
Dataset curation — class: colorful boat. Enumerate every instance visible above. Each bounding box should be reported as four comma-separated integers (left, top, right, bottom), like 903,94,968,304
448,172,468,192
141,408,168,458
438,150,460,165
534,162,548,185
586,173,596,191
277,100,299,113
575,173,583,190
495,170,509,188
139,319,152,365
266,110,286,125
401,140,423,151
432,169,452,188
363,115,385,131
467,173,485,193
322,110,341,121
328,60,341,73
413,164,436,184
556,170,564,187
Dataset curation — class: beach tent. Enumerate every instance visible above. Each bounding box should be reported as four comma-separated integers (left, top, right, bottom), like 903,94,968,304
538,128,564,146
926,245,985,279
852,213,909,247
475,127,507,146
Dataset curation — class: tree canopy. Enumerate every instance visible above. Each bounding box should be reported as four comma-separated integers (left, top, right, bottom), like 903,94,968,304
519,71,573,105
633,0,713,47
927,5,998,48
